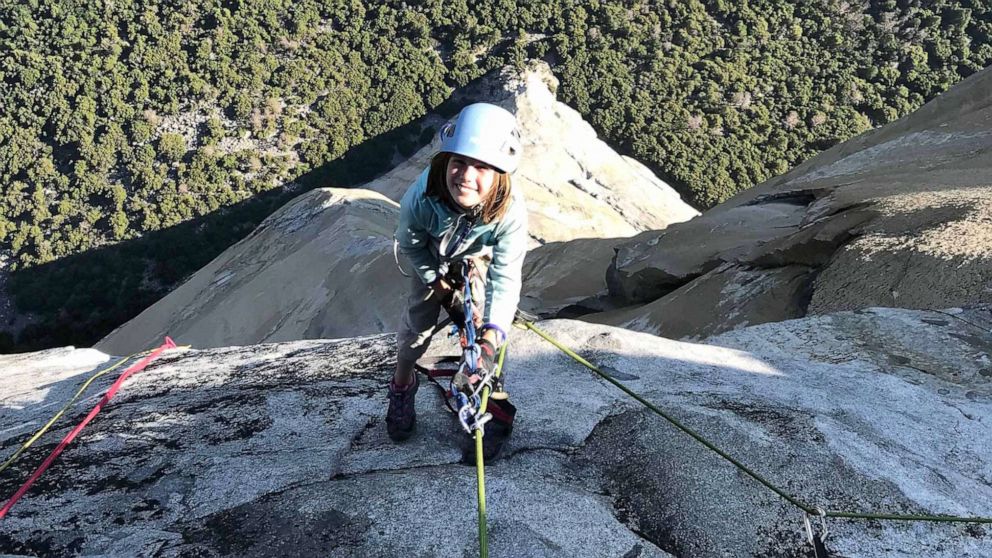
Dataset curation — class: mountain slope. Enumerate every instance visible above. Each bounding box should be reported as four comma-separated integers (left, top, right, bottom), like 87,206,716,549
96,65,696,355
595,65,992,339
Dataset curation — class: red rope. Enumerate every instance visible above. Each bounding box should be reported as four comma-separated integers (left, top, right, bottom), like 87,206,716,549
0,337,177,520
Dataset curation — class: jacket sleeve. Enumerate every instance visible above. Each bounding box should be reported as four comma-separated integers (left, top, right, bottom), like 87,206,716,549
395,170,440,285
484,196,528,334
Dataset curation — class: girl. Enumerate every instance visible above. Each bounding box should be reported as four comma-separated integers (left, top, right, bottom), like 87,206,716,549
388,103,527,458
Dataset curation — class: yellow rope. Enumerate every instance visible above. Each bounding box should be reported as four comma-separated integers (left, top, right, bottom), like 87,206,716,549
0,350,150,476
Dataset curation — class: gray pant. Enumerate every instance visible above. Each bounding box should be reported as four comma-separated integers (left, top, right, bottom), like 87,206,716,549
396,274,443,362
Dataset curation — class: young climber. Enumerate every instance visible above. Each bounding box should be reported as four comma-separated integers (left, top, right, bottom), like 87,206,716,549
388,103,528,459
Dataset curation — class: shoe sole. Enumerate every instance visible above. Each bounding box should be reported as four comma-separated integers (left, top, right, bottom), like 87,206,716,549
387,423,416,442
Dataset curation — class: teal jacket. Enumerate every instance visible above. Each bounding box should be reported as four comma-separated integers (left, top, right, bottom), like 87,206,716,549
395,169,528,333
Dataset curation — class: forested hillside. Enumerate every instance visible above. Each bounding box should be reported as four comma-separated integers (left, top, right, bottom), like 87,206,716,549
3,0,991,350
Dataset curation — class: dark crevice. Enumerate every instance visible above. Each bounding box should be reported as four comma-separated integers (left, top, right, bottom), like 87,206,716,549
746,217,867,270
606,263,708,305
327,458,462,482
503,444,576,460
553,293,631,319
803,200,875,225
931,308,992,337
741,189,826,208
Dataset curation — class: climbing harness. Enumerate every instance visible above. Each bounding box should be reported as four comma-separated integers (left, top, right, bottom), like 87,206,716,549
519,320,992,556
0,337,181,520
433,259,501,434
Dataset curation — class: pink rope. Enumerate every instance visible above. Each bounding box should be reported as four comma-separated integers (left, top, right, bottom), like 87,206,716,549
0,337,177,519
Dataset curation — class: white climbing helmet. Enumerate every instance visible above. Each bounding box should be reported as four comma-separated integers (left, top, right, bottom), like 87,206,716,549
437,103,522,174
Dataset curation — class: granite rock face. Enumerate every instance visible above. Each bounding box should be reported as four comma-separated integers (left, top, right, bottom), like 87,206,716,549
599,66,992,339
97,63,696,355
97,188,404,355
4,308,991,557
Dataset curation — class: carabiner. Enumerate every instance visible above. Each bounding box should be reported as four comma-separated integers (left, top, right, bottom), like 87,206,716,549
803,507,830,558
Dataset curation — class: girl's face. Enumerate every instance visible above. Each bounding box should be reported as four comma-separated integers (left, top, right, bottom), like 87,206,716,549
446,154,497,210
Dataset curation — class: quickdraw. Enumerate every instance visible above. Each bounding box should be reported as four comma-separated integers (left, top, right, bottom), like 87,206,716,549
447,259,498,435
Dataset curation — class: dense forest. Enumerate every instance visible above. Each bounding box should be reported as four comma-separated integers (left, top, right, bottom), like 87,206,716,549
2,0,991,350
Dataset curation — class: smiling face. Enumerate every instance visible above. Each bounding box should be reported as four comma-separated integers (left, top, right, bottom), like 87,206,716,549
445,154,497,210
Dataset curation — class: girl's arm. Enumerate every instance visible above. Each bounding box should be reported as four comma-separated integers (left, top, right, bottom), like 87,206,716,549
395,171,440,285
483,198,529,339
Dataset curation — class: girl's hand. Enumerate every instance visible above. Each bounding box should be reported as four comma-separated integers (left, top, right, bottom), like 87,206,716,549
432,278,465,323
431,278,483,328
475,338,497,375
430,278,456,308
480,326,499,345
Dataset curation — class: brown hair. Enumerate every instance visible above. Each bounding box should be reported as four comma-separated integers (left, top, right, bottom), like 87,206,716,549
426,152,513,224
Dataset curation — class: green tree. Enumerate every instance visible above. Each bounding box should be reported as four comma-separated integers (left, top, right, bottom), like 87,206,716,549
158,133,187,162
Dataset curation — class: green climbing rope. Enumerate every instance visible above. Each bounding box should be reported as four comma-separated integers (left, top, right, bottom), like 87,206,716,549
475,341,508,558
522,321,992,525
